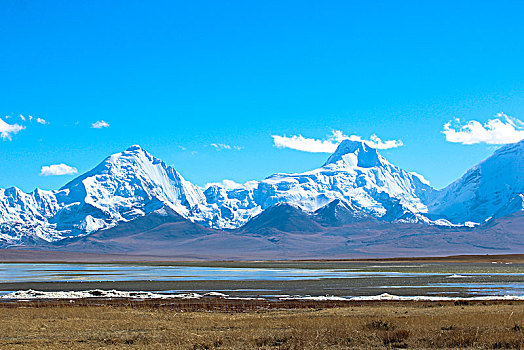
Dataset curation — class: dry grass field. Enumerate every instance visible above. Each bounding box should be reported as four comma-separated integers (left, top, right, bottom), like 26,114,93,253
0,299,523,349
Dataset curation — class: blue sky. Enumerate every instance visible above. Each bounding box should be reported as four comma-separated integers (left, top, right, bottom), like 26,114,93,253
1,0,523,192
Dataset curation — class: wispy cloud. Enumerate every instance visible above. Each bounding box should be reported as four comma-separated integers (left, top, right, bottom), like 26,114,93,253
36,117,48,125
91,120,110,129
40,163,78,176
20,114,48,124
272,130,403,153
442,113,524,145
210,143,243,151
0,117,25,140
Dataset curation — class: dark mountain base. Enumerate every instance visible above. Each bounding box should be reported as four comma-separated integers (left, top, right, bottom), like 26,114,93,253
7,209,522,260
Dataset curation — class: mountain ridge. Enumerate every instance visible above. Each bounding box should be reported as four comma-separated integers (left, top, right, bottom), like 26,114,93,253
427,140,524,223
0,139,522,247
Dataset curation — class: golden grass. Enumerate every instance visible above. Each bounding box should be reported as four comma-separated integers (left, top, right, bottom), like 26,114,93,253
1,300,524,349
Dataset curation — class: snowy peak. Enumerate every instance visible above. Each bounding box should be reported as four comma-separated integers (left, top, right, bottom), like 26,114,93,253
62,145,206,214
1,139,523,246
428,139,524,224
196,139,436,229
492,139,524,158
324,140,384,168
126,144,145,152
0,145,209,244
61,144,157,189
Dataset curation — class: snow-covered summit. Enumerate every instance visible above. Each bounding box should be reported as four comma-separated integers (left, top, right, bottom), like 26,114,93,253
61,144,205,217
193,140,437,229
1,145,206,244
324,140,385,168
427,139,524,224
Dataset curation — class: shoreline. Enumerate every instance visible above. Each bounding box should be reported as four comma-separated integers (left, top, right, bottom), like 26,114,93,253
2,249,524,264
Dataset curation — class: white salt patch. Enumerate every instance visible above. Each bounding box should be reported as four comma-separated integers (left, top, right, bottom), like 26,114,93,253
279,295,349,301
3,290,524,302
203,292,229,297
0,289,202,300
349,293,524,301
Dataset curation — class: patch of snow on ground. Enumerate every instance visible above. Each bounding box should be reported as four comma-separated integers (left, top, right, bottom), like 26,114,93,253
349,293,524,301
448,274,470,278
3,290,524,301
0,289,202,300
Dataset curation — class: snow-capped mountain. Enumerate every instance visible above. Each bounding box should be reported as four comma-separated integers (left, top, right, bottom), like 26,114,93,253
0,187,62,243
0,139,522,246
194,140,437,228
427,140,524,224
57,145,205,230
1,145,206,244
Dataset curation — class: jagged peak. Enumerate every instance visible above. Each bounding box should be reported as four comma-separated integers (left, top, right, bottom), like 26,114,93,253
99,145,171,172
323,140,384,168
126,144,144,152
118,144,156,160
1,186,25,197
59,145,176,191
94,145,158,164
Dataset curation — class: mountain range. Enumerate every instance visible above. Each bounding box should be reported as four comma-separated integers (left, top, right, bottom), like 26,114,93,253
1,139,522,258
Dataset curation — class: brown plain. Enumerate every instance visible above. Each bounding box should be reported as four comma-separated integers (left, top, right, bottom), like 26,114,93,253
1,299,523,349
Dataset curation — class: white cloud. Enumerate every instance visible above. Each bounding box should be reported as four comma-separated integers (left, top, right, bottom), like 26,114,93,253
19,114,25,121
272,130,403,153
442,113,524,145
36,117,48,125
40,164,78,176
91,120,110,129
354,133,404,149
0,117,25,140
204,179,243,190
210,143,243,151
272,134,338,153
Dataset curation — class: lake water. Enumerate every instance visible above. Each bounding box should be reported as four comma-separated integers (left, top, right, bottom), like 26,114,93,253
0,263,446,282
1,262,524,297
